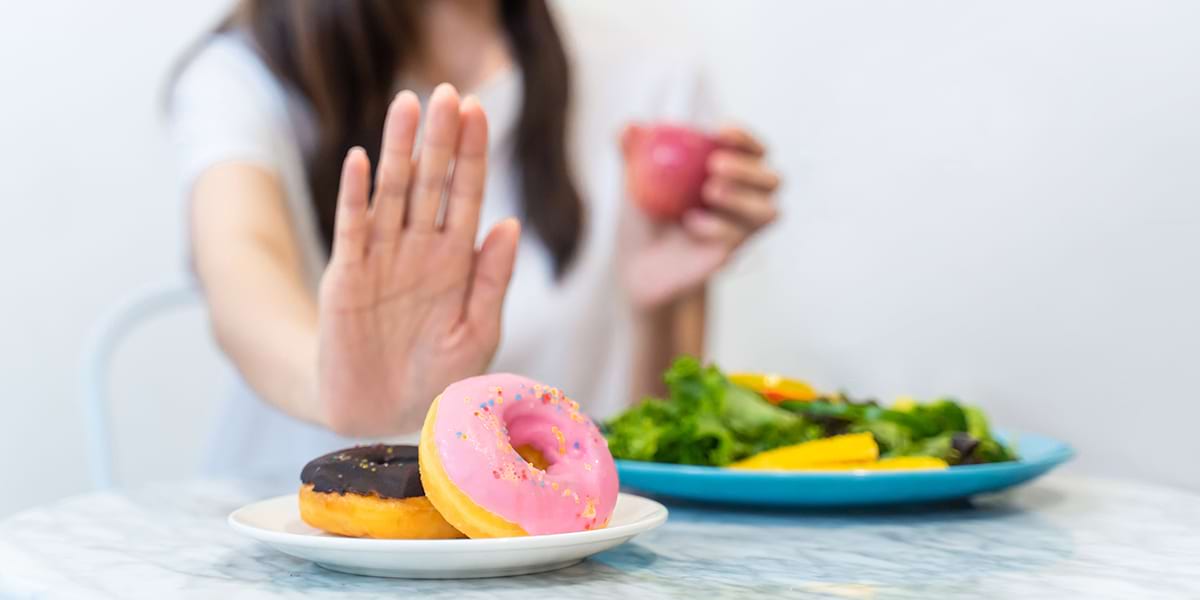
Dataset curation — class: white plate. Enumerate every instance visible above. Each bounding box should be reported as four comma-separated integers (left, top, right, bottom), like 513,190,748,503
228,492,667,579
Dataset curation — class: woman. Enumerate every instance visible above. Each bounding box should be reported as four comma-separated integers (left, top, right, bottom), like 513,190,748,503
169,0,780,477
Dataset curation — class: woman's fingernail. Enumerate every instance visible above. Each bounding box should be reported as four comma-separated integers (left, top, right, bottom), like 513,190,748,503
433,82,460,99
685,208,711,226
703,181,722,201
707,153,726,172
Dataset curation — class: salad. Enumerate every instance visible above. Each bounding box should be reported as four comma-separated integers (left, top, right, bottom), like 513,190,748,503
604,357,1017,470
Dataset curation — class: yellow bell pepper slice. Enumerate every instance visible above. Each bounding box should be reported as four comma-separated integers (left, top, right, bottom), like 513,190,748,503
729,433,879,470
729,372,820,403
866,456,948,470
892,395,917,412
798,456,950,471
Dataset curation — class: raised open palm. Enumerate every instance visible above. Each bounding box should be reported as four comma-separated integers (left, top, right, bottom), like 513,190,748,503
317,84,520,436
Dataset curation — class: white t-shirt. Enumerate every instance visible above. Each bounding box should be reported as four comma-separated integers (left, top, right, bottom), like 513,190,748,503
167,18,718,479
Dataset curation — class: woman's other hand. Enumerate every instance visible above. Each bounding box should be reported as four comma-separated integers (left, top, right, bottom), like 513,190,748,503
318,84,520,436
621,125,781,309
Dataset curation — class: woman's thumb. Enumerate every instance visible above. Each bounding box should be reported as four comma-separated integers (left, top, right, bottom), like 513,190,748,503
466,218,521,328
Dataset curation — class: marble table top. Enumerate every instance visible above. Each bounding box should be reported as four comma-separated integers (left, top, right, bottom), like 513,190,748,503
0,475,1197,599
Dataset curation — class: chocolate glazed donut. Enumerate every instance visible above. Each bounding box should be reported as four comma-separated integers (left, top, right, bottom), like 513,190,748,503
301,445,425,499
298,445,463,539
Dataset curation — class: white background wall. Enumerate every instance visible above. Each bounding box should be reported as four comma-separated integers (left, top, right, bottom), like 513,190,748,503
1,0,1197,517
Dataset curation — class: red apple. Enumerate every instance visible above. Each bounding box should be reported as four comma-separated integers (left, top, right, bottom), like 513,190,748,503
626,124,718,221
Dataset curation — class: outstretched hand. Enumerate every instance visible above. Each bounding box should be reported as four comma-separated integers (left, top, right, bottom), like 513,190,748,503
317,84,520,436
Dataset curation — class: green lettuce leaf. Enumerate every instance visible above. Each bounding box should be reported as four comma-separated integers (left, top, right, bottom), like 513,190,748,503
605,356,819,466
603,357,1016,466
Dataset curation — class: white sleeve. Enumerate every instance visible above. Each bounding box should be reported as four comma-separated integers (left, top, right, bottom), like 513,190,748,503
165,38,286,193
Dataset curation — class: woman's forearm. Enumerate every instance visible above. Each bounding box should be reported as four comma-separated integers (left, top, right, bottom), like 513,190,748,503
629,286,707,403
202,245,322,426
191,164,325,428
672,286,707,359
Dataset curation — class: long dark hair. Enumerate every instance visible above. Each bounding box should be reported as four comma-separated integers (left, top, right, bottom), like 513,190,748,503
188,0,583,277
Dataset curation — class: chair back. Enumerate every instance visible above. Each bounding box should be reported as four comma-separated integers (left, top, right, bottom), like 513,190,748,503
82,280,214,489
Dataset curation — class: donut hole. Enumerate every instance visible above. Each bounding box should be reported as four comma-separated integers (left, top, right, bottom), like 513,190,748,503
514,444,551,471
506,410,586,472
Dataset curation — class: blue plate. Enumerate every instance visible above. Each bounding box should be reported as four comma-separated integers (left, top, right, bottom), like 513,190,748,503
615,430,1073,507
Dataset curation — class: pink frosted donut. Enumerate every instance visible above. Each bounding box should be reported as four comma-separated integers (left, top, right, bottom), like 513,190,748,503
418,374,619,537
